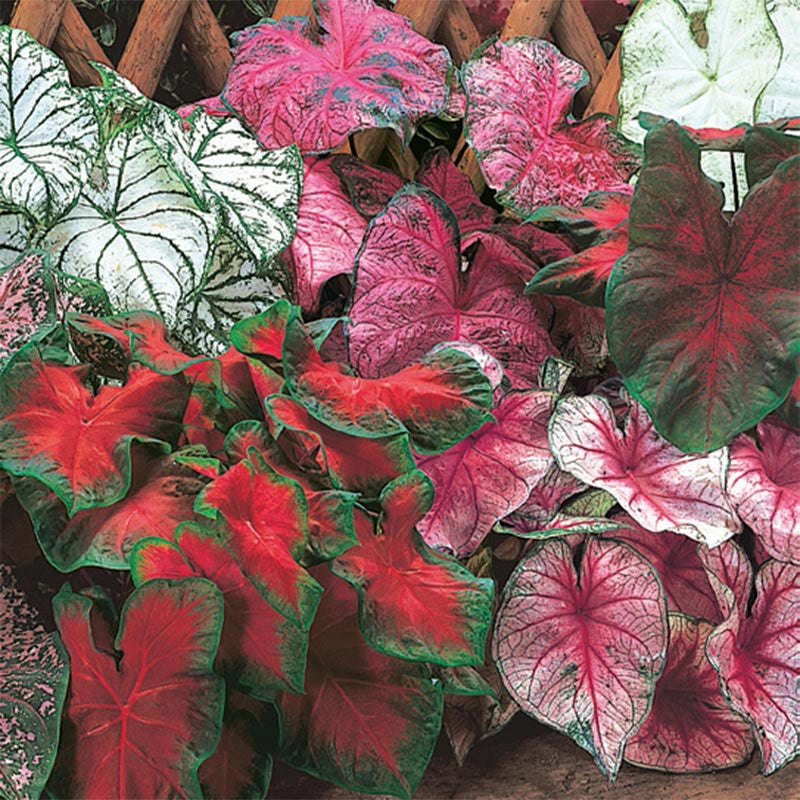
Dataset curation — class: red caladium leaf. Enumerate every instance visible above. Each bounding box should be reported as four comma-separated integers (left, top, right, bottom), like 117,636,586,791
196,449,321,629
526,193,630,307
266,394,415,497
416,390,556,558
13,450,204,571
53,578,224,798
493,537,667,779
283,315,493,453
462,38,639,214
0,345,188,515
606,122,800,453
347,186,554,387
280,157,367,312
131,525,307,695
222,0,452,153
277,567,443,799
0,564,69,800
176,95,231,120
599,513,720,623
727,416,799,565
332,472,493,665
745,126,800,187
230,299,292,362
702,549,800,774
549,394,740,547
625,613,754,773
329,156,403,217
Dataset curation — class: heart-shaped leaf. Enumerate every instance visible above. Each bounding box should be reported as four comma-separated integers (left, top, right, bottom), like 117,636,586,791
332,473,493,665
625,613,755,772
549,394,740,546
0,346,188,515
493,537,667,779
727,416,799,565
606,122,799,453
0,564,69,800
347,186,554,387
222,0,452,153
416,390,556,558
277,567,443,799
131,525,308,695
53,578,224,798
463,37,639,214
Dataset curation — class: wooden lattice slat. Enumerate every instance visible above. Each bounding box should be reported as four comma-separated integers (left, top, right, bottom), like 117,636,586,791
9,0,66,47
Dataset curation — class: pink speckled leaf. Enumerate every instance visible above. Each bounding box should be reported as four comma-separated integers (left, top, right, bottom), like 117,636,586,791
463,38,639,214
0,564,68,800
348,186,554,386
703,554,800,775
282,157,367,312
549,394,740,546
222,0,452,153
502,462,586,530
727,416,800,565
493,537,667,779
416,390,556,558
625,613,754,773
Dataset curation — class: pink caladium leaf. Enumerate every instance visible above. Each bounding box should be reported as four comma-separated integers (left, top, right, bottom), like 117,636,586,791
329,156,404,217
606,122,799,453
131,524,308,695
347,186,554,387
549,394,741,547
462,38,639,215
526,193,630,307
176,95,231,120
0,564,69,800
222,0,452,153
727,416,800,565
502,462,586,530
283,315,493,453
281,158,367,313
416,390,556,558
702,548,800,775
0,344,189,515
625,613,755,773
493,537,667,779
276,567,443,799
332,473,494,665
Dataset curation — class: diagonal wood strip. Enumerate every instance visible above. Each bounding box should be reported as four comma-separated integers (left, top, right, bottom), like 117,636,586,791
51,0,112,87
550,0,607,102
180,0,232,96
10,0,67,48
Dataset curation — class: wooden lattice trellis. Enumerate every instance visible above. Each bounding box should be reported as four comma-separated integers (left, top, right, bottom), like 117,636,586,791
8,0,625,192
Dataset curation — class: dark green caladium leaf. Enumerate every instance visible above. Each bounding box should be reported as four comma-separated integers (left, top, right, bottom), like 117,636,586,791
606,121,799,452
744,126,800,186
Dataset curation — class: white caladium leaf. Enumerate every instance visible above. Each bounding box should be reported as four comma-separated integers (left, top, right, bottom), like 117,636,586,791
760,0,800,122
42,123,217,327
0,210,34,267
0,28,99,226
548,394,741,546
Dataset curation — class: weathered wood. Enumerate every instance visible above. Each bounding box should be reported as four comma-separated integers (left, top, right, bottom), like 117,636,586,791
51,0,112,87
117,0,192,97
180,0,231,96
10,0,67,47
500,0,563,40
385,131,419,179
437,0,480,66
584,40,621,118
272,0,313,18
550,0,607,101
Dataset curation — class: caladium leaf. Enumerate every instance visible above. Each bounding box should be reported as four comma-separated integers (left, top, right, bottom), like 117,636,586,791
0,27,99,226
759,0,800,122
493,537,667,779
416,390,556,558
347,186,554,387
463,37,639,214
525,193,630,307
727,416,799,565
745,126,800,186
230,298,293,362
53,578,224,798
625,613,755,772
0,564,69,800
13,451,204,571
277,567,443,799
502,462,587,531
549,394,740,546
303,489,359,563
332,473,494,665
606,122,800,453
266,394,415,497
195,449,321,629
282,157,367,313
131,525,307,695
283,316,493,453
0,209,33,267
498,513,623,541
330,156,404,217
0,345,188,515
703,554,800,774
222,0,452,153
